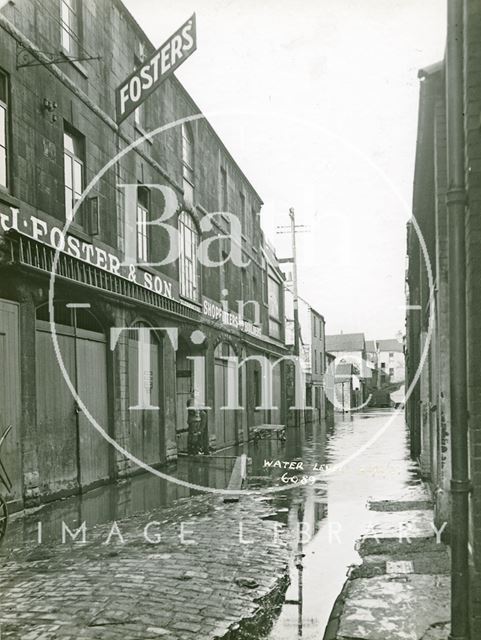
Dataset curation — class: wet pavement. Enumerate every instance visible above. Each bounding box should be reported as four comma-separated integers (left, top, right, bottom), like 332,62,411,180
257,408,425,640
0,408,429,639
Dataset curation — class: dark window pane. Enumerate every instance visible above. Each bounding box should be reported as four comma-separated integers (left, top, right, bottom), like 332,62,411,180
0,73,6,104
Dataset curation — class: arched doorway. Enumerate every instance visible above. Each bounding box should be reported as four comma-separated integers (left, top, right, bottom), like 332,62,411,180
35,302,110,494
214,342,238,449
127,322,164,467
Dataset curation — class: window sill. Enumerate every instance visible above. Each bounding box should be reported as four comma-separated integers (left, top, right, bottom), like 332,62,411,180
59,50,89,78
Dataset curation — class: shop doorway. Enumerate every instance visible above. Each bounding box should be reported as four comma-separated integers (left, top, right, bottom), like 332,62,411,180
214,342,237,449
0,300,22,509
127,323,164,467
36,303,110,495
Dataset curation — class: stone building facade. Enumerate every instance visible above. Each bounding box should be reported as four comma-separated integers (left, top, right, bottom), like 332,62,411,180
0,0,288,508
406,2,481,634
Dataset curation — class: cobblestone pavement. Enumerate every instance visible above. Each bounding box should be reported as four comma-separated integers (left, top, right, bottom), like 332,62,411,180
0,495,290,639
324,481,451,640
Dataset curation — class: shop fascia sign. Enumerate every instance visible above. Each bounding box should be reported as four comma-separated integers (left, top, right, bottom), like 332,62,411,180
115,14,197,125
0,205,177,302
202,297,262,338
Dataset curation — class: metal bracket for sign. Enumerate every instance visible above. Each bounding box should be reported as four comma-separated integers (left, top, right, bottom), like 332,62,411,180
16,42,101,70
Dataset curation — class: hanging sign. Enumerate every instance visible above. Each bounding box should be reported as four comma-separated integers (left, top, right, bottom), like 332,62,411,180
115,14,197,124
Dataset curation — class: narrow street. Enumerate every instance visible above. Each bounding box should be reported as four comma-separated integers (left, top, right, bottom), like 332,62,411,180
0,409,426,639
2,1,481,637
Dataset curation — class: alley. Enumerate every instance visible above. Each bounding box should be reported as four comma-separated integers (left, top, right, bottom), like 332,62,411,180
0,409,435,640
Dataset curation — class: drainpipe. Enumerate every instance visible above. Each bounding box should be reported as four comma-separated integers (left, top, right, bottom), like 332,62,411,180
446,2,471,639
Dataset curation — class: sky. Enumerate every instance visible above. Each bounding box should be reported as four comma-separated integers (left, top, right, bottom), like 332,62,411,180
123,0,446,339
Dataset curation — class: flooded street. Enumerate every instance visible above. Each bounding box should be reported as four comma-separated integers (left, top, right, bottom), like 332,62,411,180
3,409,418,640
251,408,420,640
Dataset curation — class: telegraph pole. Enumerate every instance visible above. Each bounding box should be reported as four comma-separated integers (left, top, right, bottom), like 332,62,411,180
277,207,308,357
277,208,309,430
290,207,300,358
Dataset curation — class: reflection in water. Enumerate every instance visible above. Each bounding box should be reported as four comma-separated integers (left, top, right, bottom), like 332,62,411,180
3,409,414,640
262,409,418,640
4,454,237,549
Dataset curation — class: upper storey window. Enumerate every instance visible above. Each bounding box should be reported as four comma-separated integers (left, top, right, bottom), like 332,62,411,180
0,71,9,190
61,0,80,57
182,124,194,206
179,211,199,301
63,126,84,223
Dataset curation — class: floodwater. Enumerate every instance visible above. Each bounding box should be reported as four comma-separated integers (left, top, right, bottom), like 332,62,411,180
259,408,420,640
3,409,418,640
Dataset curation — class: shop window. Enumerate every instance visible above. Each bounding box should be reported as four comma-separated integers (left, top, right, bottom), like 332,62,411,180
60,0,81,57
179,210,199,301
136,186,150,263
182,123,194,206
64,125,84,223
0,70,8,190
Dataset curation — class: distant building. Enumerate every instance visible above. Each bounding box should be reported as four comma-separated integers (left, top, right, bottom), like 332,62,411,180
365,340,381,387
377,338,404,383
282,275,327,421
325,333,369,409
304,308,326,422
325,352,336,417
365,338,404,387
331,362,355,412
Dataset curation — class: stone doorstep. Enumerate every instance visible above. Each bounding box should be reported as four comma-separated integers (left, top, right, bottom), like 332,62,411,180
357,535,442,557
348,548,450,579
336,574,450,640
368,499,433,511
361,509,437,539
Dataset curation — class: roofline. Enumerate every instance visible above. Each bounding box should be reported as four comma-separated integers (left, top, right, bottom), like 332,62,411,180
418,60,444,80
309,307,325,321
